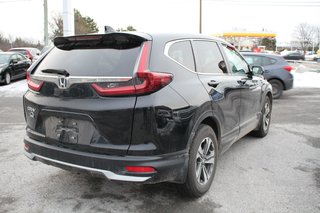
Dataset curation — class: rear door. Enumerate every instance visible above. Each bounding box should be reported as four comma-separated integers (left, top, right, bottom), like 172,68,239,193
15,54,28,78
9,54,20,78
192,40,242,152
24,34,149,155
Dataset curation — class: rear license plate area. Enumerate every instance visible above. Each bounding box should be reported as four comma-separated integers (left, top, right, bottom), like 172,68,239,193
45,116,96,144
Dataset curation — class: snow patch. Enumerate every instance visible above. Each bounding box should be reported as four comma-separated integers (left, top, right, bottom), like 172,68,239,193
0,80,28,97
292,70,320,88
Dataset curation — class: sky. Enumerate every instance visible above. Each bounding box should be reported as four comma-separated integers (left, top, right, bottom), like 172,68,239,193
0,0,319,45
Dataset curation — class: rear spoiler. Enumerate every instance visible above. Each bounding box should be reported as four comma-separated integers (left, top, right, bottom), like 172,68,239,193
54,33,151,50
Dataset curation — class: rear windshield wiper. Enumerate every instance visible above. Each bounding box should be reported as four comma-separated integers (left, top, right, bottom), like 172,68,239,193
41,69,70,77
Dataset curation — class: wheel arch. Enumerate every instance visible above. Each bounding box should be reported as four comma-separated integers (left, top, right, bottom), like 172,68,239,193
266,91,273,106
268,78,286,90
187,111,222,153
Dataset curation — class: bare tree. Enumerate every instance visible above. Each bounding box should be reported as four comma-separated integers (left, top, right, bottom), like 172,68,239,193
50,14,63,40
294,23,314,52
50,9,99,40
0,33,11,50
314,26,320,51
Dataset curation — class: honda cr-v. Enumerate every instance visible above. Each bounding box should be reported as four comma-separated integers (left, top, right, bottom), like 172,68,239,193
23,32,272,197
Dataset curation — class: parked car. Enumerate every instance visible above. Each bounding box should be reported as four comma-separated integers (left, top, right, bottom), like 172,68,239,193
8,47,40,63
23,33,272,197
0,52,31,85
282,51,305,60
242,52,294,99
305,52,320,62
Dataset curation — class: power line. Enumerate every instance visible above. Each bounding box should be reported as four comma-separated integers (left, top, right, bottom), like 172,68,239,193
207,0,320,3
0,0,31,3
205,0,320,6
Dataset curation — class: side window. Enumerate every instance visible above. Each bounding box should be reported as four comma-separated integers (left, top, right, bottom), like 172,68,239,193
168,41,195,71
243,55,262,66
10,54,18,62
221,44,249,75
16,54,23,61
193,41,225,74
261,57,276,66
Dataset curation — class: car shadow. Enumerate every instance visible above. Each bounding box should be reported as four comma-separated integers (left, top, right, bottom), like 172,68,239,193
47,167,223,212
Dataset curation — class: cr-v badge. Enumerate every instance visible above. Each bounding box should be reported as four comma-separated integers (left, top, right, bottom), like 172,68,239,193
26,106,36,118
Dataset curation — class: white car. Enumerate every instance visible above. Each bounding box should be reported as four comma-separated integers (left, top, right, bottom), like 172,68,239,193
305,54,320,61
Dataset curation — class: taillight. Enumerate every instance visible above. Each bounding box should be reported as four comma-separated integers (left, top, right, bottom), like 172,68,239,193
283,65,292,72
27,71,43,92
125,166,156,173
91,41,173,96
91,82,136,96
26,50,33,60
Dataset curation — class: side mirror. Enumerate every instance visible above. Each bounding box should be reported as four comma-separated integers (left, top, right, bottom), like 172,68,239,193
218,61,227,73
251,65,264,76
10,59,18,64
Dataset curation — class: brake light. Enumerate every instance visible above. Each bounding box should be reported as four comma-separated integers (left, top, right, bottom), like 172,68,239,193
283,65,292,72
125,166,156,173
91,41,173,96
27,71,43,92
26,50,33,61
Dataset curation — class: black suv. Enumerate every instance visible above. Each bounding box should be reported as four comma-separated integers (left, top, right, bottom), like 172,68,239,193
23,33,272,197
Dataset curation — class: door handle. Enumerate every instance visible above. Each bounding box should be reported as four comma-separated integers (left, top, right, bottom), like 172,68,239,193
208,80,219,88
237,79,247,85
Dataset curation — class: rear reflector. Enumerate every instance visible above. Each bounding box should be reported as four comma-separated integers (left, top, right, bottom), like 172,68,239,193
24,143,29,151
27,71,44,92
125,166,156,173
91,41,173,96
283,65,292,72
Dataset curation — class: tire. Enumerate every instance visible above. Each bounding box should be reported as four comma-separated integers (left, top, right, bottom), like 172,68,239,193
182,124,218,197
4,72,11,85
269,79,283,99
251,96,272,138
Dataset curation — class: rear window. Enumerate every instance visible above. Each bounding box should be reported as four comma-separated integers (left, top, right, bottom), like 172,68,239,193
244,55,277,66
10,49,27,56
35,46,141,77
168,41,195,71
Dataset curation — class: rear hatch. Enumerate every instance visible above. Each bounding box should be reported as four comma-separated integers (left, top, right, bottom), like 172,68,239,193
24,33,151,155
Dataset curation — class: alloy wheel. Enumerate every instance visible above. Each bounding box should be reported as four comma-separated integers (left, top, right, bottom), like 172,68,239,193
195,137,215,185
263,102,271,131
5,72,11,84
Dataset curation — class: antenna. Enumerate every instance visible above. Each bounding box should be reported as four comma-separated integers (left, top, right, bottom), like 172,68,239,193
104,26,115,33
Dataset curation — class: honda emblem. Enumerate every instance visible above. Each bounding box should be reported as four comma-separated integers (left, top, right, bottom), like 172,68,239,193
58,77,68,89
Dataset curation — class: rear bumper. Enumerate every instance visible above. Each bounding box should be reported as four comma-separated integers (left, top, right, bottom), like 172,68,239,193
24,135,188,184
284,74,294,90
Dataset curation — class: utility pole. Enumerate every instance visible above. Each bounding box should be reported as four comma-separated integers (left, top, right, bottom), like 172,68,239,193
43,0,48,45
199,0,202,34
63,0,74,36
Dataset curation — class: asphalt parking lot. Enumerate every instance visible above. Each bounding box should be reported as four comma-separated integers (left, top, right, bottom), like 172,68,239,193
0,85,319,213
